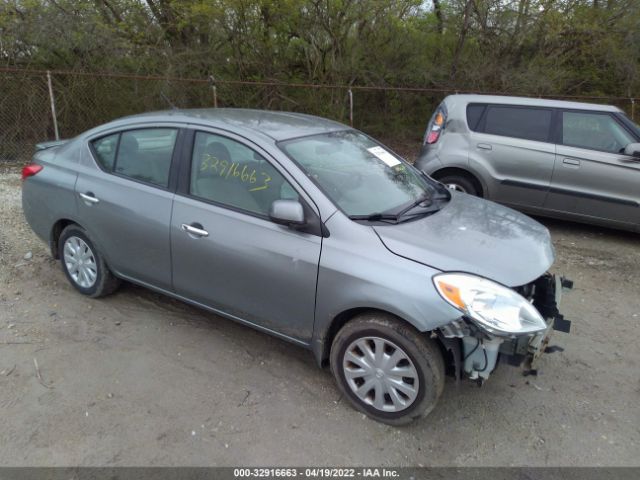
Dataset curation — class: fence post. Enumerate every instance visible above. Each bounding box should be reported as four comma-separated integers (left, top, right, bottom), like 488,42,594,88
348,88,353,127
209,75,217,108
46,70,60,140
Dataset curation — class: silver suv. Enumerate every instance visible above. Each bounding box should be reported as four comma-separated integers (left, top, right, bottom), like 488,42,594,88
415,94,640,232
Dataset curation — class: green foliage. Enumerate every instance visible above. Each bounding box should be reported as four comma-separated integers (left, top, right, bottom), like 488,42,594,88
1,0,639,140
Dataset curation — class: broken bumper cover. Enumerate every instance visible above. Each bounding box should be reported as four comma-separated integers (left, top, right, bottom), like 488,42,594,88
438,273,572,381
505,273,572,368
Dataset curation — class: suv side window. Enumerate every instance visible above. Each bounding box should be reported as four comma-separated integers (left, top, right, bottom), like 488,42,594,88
482,106,552,142
190,131,299,216
466,104,486,131
561,111,635,153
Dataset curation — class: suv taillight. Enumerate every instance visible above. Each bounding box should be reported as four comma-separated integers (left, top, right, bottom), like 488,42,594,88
424,107,447,145
21,164,43,181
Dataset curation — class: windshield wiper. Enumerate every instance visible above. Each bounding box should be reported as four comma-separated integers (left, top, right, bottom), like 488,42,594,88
395,193,433,218
349,209,437,224
349,213,400,222
349,192,448,224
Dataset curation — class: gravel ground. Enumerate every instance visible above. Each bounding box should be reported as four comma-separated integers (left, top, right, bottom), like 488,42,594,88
0,171,638,466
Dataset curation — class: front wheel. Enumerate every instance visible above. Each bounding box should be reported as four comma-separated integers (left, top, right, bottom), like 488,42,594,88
58,225,120,298
330,313,445,426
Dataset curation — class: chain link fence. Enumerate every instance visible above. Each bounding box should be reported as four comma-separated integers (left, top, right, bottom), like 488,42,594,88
1,68,637,165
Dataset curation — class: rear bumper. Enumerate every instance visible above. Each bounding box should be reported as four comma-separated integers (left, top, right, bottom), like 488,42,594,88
413,148,442,174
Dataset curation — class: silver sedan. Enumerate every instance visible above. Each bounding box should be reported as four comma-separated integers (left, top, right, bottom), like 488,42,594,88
22,109,569,424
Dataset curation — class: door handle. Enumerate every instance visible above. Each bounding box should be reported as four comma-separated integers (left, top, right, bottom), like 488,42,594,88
562,158,581,167
477,143,492,150
79,192,99,204
181,223,209,238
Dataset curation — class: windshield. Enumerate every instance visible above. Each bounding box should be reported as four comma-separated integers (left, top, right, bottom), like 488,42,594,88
279,131,446,218
620,113,640,137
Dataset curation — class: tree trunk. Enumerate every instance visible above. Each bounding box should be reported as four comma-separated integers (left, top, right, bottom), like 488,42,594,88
450,0,474,81
433,0,444,34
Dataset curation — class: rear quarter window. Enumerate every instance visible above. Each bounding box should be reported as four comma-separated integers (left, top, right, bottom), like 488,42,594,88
466,104,486,131
91,133,119,170
483,106,552,142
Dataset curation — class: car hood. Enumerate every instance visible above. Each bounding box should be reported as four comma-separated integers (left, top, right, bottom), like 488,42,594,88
373,193,554,287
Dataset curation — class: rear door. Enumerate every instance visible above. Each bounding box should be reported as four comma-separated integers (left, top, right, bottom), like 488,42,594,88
76,126,182,290
170,129,322,342
544,110,640,227
470,104,555,207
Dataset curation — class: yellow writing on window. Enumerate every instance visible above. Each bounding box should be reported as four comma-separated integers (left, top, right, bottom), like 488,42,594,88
200,154,271,191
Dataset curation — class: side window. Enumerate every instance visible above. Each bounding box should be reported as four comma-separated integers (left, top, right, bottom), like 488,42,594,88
190,131,298,216
114,128,178,187
91,133,119,170
562,111,635,153
466,104,486,131
483,106,552,142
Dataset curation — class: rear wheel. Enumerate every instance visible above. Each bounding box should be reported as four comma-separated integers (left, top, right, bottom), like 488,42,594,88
436,173,480,197
330,312,445,426
58,225,120,298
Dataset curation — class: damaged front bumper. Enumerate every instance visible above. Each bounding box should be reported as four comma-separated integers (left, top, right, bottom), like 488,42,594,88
438,273,572,383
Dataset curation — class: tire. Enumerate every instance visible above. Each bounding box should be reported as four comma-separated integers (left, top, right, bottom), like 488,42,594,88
58,225,120,298
330,312,445,426
436,174,480,196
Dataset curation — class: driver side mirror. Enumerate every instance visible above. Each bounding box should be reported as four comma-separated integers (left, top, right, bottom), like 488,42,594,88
269,199,306,227
624,142,640,159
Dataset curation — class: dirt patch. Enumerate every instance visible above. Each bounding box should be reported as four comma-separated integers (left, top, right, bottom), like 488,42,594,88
0,173,639,466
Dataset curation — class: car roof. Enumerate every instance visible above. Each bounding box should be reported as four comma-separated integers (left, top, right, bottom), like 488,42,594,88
113,108,350,142
445,94,621,113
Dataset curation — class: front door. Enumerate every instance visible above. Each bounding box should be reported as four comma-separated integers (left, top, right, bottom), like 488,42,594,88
170,130,322,342
544,110,640,227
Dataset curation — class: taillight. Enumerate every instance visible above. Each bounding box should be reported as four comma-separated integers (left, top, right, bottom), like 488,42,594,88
21,164,43,181
424,107,447,145
426,131,440,144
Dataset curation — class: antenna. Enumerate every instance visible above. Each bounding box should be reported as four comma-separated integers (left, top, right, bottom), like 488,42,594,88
160,91,177,110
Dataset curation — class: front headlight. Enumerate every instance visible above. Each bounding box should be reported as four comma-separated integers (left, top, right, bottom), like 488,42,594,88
433,273,547,336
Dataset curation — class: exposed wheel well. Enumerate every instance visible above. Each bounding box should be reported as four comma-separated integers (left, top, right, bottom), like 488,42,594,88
431,167,484,197
50,219,78,259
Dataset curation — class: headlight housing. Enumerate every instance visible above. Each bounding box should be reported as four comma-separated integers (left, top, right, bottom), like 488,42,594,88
433,273,547,336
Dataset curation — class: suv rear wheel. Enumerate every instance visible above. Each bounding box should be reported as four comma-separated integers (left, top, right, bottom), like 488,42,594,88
330,312,445,426
436,173,480,196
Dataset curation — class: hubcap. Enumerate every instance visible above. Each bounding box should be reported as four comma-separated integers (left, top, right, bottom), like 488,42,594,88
446,183,467,193
343,337,419,413
63,236,97,289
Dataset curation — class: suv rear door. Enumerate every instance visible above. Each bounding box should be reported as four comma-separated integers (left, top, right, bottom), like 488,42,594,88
544,109,640,227
470,104,555,207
